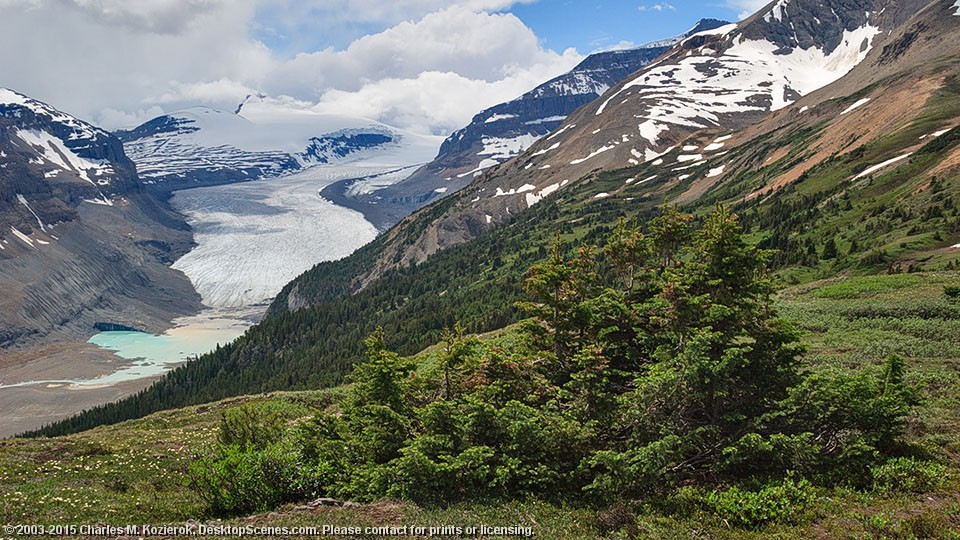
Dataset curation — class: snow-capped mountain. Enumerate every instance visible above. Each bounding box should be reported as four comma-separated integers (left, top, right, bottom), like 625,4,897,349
118,96,442,192
0,88,199,346
327,19,729,229
0,88,138,203
340,0,933,289
0,87,141,250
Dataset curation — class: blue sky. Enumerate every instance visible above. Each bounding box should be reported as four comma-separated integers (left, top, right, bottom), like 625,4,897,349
501,1,743,52
253,1,753,59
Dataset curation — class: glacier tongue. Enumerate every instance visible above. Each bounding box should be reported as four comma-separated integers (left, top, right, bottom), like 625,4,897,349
170,165,389,309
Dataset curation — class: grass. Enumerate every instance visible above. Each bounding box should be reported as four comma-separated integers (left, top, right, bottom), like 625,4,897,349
3,274,960,538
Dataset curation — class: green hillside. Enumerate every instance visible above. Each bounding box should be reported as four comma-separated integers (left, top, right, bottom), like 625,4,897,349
5,271,960,538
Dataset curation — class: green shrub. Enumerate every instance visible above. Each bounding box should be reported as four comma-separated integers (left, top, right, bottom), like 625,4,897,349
871,457,945,493
703,477,814,528
188,440,321,516
943,285,960,299
219,401,309,449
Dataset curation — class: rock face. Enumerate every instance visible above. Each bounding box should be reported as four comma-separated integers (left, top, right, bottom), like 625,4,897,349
325,19,730,229
0,89,201,347
294,0,935,297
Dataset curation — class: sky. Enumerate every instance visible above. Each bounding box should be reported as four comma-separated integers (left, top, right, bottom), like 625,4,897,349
0,0,768,136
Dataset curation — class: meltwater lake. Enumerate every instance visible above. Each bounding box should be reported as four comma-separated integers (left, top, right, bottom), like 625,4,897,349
0,308,254,389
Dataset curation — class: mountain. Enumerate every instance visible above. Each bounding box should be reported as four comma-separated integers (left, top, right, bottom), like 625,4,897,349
117,96,441,192
323,19,730,229
36,0,960,436
340,0,930,289
0,88,200,346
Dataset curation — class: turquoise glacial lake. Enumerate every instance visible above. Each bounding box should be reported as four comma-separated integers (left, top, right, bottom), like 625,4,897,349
0,308,254,389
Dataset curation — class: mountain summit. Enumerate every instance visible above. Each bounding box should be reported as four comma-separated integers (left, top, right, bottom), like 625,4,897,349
118,96,441,192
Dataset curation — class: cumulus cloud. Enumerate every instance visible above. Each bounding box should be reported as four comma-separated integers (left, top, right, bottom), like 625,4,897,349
637,3,676,12
0,0,580,136
65,0,229,34
725,0,770,19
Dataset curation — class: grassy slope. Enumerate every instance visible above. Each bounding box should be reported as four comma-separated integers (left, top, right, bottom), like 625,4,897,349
4,273,960,539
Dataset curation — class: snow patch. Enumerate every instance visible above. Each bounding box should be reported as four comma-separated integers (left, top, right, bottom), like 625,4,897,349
594,192,610,199
707,165,726,178
677,154,703,162
10,226,34,248
645,145,675,163
854,153,913,179
547,123,576,141
525,115,566,125
82,196,114,206
17,194,46,231
434,187,448,194
682,145,699,151
570,145,615,165
920,128,952,140
638,121,669,144
703,142,726,152
532,141,561,156
485,113,518,123
524,182,561,208
841,98,871,115
15,128,113,185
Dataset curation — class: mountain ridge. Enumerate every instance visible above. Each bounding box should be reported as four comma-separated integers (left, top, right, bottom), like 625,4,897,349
117,98,442,193
321,18,730,230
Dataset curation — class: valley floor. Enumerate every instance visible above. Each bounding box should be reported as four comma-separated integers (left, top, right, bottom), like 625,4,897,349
0,342,160,438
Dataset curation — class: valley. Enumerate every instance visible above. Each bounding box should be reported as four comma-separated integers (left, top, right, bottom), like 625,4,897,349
3,0,960,535
0,162,428,437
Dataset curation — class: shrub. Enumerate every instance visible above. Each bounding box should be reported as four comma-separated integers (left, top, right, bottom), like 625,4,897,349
943,285,960,299
703,477,814,528
871,457,945,493
188,438,326,516
219,400,308,449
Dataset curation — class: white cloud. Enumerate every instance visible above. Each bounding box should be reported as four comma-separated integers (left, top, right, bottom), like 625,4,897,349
66,0,230,34
725,0,770,19
637,3,676,12
0,0,579,136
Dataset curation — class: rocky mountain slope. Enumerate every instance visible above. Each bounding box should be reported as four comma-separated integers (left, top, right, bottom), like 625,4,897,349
118,96,441,193
340,0,933,290
324,19,729,229
0,89,200,347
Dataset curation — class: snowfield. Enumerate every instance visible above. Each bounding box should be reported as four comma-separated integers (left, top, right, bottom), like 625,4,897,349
171,166,390,308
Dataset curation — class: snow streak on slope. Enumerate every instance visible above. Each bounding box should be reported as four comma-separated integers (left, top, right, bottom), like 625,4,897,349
15,128,114,185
